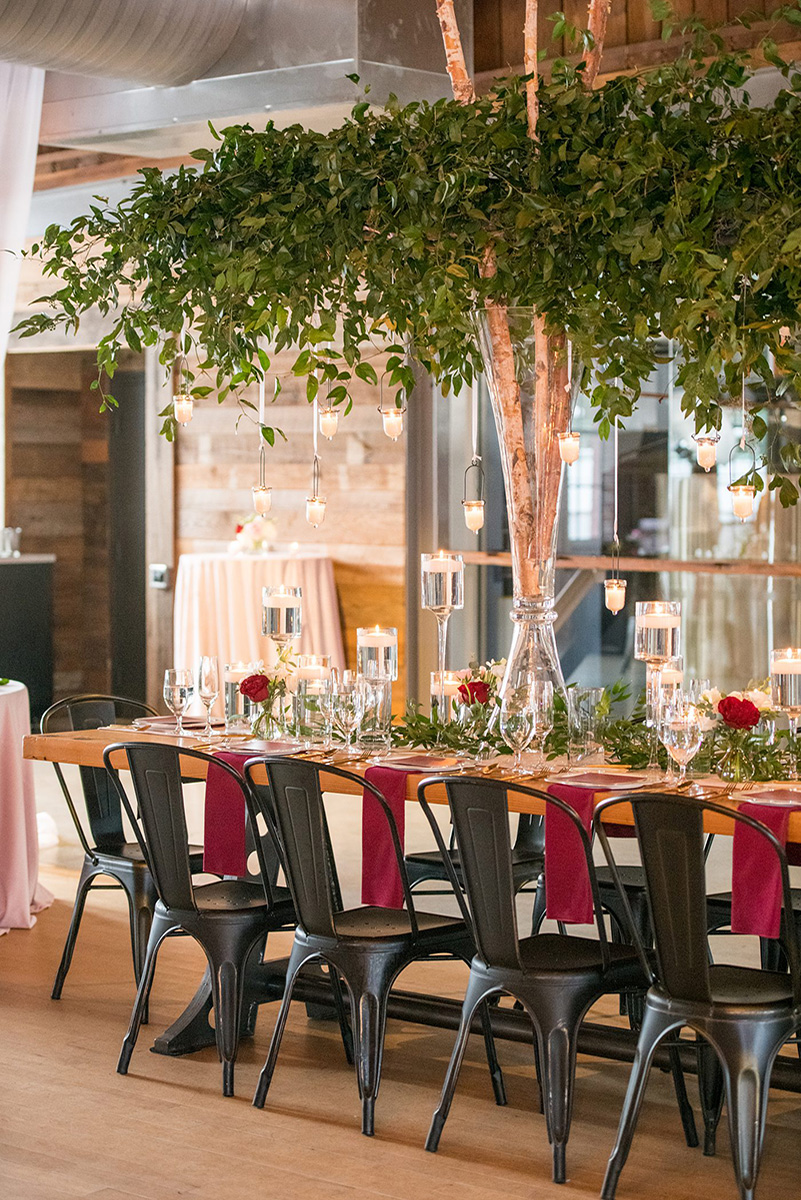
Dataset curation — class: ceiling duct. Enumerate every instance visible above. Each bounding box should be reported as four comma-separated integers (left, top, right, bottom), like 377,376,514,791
0,0,471,158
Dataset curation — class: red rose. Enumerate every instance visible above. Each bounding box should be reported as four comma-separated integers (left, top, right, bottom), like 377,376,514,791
240,673,271,703
717,696,760,730
458,680,491,706
235,523,243,534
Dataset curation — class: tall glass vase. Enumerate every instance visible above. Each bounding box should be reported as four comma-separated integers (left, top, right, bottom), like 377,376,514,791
474,306,571,697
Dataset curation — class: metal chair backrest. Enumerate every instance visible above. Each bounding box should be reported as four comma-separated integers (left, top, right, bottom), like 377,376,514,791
103,743,260,913
41,694,156,856
418,776,612,973
594,792,801,1006
247,758,418,941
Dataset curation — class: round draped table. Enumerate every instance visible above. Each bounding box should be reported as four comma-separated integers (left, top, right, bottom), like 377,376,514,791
173,550,346,706
0,680,53,934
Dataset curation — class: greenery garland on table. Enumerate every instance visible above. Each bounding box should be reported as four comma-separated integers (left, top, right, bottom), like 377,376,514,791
14,5,801,502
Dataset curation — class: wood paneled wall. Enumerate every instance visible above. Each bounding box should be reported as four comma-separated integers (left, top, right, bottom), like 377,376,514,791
5,351,111,697
473,0,778,75
175,353,407,693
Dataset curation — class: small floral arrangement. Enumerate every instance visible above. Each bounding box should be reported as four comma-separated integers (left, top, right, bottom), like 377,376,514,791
239,647,295,738
454,660,505,712
695,685,779,782
232,513,278,554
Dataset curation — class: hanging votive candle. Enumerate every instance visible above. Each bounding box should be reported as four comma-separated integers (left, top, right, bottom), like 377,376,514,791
173,390,193,425
356,626,399,681
728,442,757,522
319,406,339,440
379,404,405,440
462,456,486,534
252,485,272,514
558,431,581,465
694,433,719,472
306,494,327,527
604,578,627,614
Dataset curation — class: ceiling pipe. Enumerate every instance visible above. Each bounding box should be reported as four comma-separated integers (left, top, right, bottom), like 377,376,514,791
0,0,247,86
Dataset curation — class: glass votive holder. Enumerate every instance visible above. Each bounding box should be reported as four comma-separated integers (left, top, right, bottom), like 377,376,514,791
430,670,462,722
262,585,302,644
356,626,398,681
224,661,255,733
359,677,393,758
296,677,333,749
296,653,332,681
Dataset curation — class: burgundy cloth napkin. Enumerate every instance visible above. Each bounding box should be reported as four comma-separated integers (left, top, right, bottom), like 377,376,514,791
731,799,801,939
544,783,597,925
203,749,250,877
361,765,409,909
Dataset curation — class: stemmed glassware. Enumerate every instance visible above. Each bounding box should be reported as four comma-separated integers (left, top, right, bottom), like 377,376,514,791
635,601,681,770
499,687,536,776
770,648,801,781
659,694,703,787
421,552,464,723
529,680,554,773
197,656,220,738
163,668,193,736
332,672,365,760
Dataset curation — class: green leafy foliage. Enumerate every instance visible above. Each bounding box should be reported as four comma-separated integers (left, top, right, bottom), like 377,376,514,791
15,12,801,499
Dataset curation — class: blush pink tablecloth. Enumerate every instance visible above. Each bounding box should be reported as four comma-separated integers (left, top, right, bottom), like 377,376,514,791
0,681,53,934
173,549,346,717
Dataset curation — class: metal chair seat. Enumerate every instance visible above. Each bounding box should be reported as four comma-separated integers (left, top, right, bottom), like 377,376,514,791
706,965,795,1007
517,931,644,976
187,879,294,915
92,841,204,866
333,906,465,941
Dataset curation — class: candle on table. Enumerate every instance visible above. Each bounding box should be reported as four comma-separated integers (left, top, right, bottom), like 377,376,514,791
262,585,302,642
296,654,332,681
430,670,461,720
421,551,465,613
357,625,398,681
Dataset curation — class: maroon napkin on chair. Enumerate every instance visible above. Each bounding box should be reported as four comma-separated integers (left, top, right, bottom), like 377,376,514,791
203,750,249,877
361,765,409,909
731,798,801,939
544,782,597,925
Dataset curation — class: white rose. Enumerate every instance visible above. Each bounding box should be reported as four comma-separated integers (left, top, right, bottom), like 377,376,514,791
726,690,744,701
745,688,773,711
699,715,718,732
701,688,722,709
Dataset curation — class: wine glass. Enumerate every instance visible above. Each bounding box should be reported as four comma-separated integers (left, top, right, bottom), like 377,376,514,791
163,668,193,736
500,688,536,776
197,656,220,737
529,680,555,773
635,601,681,770
332,672,365,760
421,552,464,723
659,695,703,787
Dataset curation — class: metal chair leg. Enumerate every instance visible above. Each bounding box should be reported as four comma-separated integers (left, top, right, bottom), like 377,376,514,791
697,1034,725,1156
51,859,99,1000
426,974,491,1152
666,1042,699,1148
328,964,354,1065
117,914,172,1075
478,999,507,1106
253,943,312,1109
529,989,590,1185
206,927,263,1098
602,1005,683,1200
343,956,399,1137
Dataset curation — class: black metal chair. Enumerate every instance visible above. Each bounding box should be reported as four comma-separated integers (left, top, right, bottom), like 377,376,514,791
104,742,297,1097
41,694,207,1005
405,811,545,898
243,757,506,1136
418,776,697,1184
595,792,801,1200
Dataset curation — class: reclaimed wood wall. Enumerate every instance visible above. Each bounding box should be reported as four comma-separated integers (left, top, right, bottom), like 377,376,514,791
473,0,781,76
4,351,111,697
174,352,407,693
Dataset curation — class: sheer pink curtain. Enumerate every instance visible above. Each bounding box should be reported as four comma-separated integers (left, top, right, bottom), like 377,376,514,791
0,62,44,524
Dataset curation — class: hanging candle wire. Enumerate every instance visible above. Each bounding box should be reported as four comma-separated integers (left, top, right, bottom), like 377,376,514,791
377,371,406,440
604,415,627,614
557,338,581,465
728,440,757,522
172,327,193,425
462,382,486,533
306,392,326,527
252,370,272,514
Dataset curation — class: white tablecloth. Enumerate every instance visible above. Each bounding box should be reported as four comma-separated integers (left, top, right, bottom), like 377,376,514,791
173,551,346,710
0,681,53,934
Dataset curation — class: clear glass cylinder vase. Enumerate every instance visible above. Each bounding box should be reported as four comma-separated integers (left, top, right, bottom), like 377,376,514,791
473,307,572,696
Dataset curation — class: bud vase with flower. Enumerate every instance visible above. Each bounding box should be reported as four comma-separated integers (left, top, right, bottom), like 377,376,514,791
714,694,762,782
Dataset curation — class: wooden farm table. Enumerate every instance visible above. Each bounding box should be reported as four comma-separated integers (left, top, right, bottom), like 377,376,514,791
23,726,801,1092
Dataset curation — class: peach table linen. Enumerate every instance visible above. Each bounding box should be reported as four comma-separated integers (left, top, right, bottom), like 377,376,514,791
0,681,53,934
173,550,346,715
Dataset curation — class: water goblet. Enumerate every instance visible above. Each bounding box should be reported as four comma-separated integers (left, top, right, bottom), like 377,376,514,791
659,695,703,787
163,668,193,736
529,680,555,774
332,672,365,760
499,688,536,776
197,656,220,737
